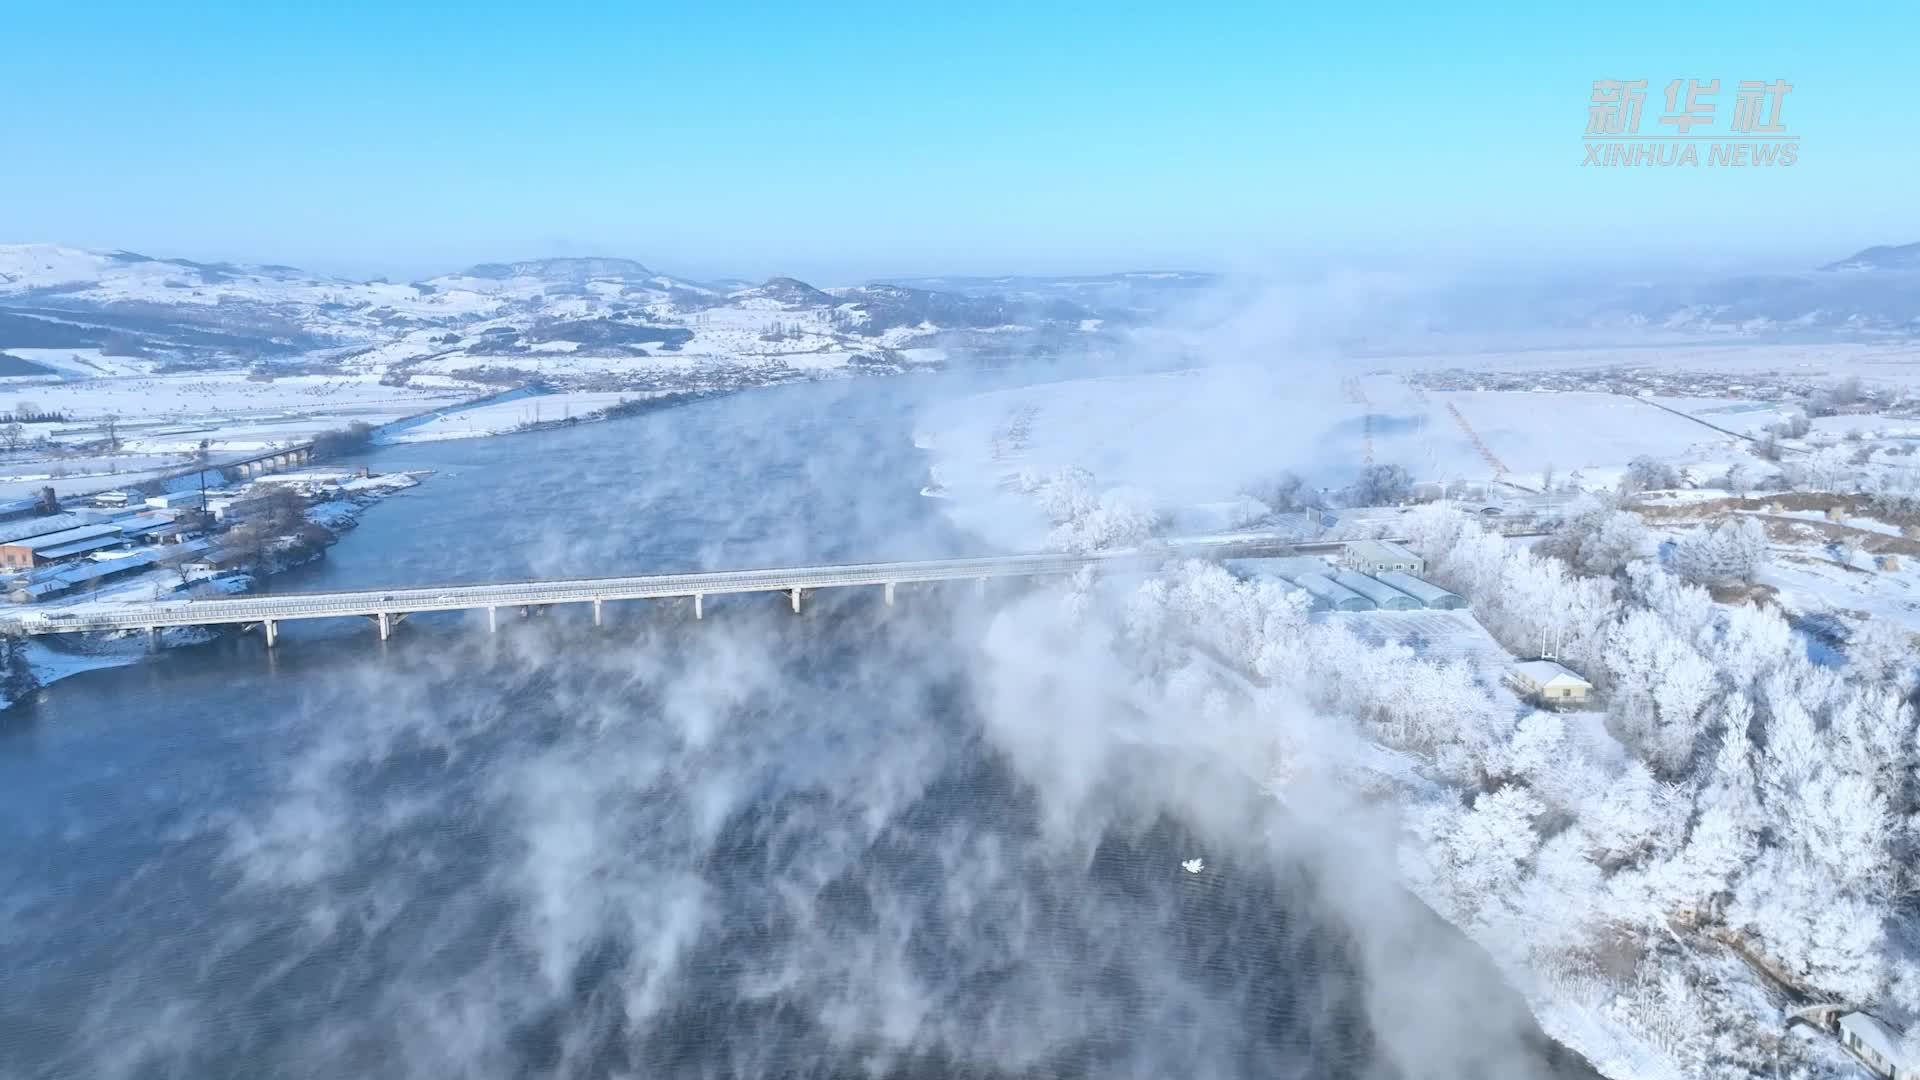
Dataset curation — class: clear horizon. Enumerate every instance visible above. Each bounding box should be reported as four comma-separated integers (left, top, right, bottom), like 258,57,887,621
4,2,1916,281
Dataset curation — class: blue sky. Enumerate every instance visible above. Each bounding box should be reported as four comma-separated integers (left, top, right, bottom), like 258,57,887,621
2,3,1913,281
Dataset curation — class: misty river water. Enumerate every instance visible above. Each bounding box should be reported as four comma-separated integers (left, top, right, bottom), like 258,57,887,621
0,378,1596,1079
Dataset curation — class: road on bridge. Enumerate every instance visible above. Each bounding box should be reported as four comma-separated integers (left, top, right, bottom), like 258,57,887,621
9,535,1362,639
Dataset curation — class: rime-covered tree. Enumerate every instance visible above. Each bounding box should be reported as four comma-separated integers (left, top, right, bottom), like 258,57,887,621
1621,455,1680,494
1539,498,1652,577
1346,463,1412,506
1670,517,1768,586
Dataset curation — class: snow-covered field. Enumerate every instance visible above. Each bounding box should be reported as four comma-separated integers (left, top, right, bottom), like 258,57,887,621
914,369,1769,547
19,372,452,420
1761,547,1920,629
0,371,470,499
1374,341,1920,385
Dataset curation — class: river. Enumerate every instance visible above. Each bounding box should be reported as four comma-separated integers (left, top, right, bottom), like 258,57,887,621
0,376,1595,1079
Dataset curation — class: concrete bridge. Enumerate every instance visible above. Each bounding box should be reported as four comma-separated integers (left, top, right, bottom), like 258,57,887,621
219,444,316,483
11,537,1365,647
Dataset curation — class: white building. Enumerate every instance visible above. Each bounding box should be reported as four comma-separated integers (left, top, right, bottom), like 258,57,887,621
1839,1012,1918,1080
1510,660,1593,704
145,491,203,510
1341,539,1424,576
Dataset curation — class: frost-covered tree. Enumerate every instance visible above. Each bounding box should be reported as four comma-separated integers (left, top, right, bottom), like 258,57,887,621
1538,498,1652,578
1622,455,1681,494
1020,467,1160,553
1771,408,1812,439
1732,853,1888,1002
1578,761,1686,868
1345,463,1413,506
1443,786,1546,896
1670,516,1768,586
1241,470,1306,512
1048,486,1158,553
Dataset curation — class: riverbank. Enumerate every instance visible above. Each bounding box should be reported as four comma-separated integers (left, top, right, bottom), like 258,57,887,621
2,373,1634,1079
0,468,430,710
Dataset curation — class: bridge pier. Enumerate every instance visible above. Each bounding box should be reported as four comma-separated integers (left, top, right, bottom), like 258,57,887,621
976,577,987,597
694,593,703,620
487,606,498,633
884,582,895,606
264,619,278,648
147,626,159,651
592,598,603,627
377,612,391,641
790,588,801,614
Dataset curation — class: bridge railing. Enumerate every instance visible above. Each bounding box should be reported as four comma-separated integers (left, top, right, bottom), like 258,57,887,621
5,536,1335,635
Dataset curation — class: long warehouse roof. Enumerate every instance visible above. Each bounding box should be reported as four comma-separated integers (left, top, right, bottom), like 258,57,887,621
3,523,123,551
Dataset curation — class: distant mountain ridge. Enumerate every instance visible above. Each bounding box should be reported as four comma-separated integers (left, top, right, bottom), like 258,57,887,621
0,244,1172,390
458,257,658,282
6,237,1917,379
1820,241,1920,273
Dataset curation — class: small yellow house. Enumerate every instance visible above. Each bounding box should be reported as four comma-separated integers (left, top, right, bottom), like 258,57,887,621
1510,660,1592,704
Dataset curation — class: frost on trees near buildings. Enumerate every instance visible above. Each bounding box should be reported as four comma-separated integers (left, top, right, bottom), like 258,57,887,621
1048,479,1916,1073
1387,509,1919,1067
1016,466,1159,553
1669,516,1769,586
1537,497,1653,578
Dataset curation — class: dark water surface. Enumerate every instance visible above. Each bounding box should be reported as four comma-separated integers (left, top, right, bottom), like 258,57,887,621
0,378,1592,1079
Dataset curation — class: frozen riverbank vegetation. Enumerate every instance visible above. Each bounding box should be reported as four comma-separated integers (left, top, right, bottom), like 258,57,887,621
924,362,1920,1079
1002,500,1913,1078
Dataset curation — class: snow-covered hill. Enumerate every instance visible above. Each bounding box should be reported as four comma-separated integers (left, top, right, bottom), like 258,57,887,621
1820,240,1920,273
0,244,1120,395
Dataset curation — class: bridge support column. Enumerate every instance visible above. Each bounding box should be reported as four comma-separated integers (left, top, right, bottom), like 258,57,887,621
264,619,277,648
976,577,987,597
147,626,159,651
592,598,603,626
487,606,498,633
884,582,895,606
790,588,801,614
378,612,391,641
694,593,703,620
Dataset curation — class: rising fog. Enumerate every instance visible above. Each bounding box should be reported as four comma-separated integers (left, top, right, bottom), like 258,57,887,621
1,277,1600,1080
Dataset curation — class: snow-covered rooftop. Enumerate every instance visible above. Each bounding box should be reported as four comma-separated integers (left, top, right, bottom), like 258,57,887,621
1512,659,1591,687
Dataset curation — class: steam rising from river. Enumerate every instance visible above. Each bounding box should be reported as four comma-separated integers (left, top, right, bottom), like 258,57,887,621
9,287,1586,1079
73,585,1564,1080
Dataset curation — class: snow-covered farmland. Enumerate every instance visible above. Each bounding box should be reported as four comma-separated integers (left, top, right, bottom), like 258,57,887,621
915,368,1759,546
0,372,470,499
3,372,461,426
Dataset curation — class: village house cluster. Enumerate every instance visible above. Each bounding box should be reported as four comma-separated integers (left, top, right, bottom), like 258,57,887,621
0,467,403,605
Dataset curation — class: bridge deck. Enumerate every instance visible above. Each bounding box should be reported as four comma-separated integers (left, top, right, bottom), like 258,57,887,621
13,536,1355,635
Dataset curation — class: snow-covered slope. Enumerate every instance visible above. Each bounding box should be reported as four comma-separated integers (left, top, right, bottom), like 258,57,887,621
0,244,1119,394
